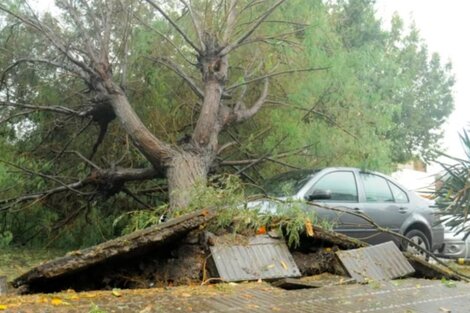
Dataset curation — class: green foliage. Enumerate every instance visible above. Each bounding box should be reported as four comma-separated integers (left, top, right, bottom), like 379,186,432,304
0,247,64,280
184,175,330,247
0,230,13,248
113,205,168,235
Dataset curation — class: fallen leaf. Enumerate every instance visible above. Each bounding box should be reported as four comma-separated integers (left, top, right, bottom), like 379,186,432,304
256,226,267,235
112,289,122,297
439,308,451,313
0,305,7,310
181,293,191,297
68,294,79,301
37,296,49,304
280,260,288,270
51,297,63,306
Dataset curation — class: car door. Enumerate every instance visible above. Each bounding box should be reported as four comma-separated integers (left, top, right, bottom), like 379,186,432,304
303,170,363,234
358,173,412,245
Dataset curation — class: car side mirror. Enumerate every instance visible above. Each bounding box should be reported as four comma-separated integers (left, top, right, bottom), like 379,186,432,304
306,189,331,201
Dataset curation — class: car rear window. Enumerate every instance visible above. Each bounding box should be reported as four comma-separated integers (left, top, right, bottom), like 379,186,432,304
360,173,394,203
262,170,319,197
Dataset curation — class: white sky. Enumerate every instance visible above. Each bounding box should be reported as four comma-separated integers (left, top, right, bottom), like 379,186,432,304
376,1,470,164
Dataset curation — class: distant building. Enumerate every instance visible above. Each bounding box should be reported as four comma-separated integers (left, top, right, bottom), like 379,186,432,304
392,160,436,199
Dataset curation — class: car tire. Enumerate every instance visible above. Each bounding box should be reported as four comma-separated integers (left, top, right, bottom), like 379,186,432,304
404,229,431,259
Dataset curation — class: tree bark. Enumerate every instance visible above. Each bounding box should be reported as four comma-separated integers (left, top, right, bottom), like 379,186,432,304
167,151,209,209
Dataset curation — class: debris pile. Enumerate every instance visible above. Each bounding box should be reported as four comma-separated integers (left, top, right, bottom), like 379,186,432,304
8,210,462,294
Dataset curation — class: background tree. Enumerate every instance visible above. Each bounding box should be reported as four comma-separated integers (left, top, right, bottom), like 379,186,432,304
0,0,455,248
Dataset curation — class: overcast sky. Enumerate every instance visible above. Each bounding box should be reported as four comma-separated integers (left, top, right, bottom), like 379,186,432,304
376,0,469,162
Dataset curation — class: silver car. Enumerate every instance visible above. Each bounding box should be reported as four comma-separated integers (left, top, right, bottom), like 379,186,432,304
257,167,444,254
437,216,470,260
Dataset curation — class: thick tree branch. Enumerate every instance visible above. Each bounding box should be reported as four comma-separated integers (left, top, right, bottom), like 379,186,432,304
0,166,162,211
231,78,268,123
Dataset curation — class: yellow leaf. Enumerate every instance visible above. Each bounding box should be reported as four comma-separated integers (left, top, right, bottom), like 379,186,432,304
37,296,49,303
112,289,122,297
51,297,63,305
69,294,79,300
280,260,288,270
181,293,191,298
305,219,314,237
0,305,7,310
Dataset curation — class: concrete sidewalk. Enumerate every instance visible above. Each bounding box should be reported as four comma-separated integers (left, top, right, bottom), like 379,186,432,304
1,278,469,312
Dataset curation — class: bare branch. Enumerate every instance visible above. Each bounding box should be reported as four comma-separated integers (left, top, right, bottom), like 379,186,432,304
231,26,309,51
234,135,288,175
133,13,196,66
0,5,94,78
52,118,93,161
0,101,82,116
220,0,286,55
227,67,330,91
0,166,161,211
221,144,313,166
0,109,34,124
222,0,238,44
148,56,204,99
145,0,201,53
60,0,99,63
0,180,89,212
64,150,101,170
0,58,83,85
0,159,90,195
179,0,205,50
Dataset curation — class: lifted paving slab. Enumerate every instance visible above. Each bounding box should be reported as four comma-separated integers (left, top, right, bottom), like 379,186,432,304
1,278,469,312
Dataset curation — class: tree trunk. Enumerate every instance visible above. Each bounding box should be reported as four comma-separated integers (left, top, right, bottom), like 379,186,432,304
167,151,209,209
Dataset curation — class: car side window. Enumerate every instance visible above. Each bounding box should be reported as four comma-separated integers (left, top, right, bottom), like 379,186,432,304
311,171,358,202
388,182,409,203
360,173,394,203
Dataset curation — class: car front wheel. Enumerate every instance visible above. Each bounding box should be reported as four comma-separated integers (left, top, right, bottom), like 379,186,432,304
404,229,430,259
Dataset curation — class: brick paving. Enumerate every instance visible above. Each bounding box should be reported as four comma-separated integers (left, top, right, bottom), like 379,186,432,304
1,278,469,312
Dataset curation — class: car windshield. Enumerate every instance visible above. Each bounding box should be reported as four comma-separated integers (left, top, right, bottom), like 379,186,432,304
262,170,319,197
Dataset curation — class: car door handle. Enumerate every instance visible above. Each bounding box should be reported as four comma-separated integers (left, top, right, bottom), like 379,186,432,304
398,207,408,214
353,207,363,213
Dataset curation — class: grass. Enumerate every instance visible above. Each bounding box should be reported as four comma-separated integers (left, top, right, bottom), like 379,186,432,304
0,247,65,281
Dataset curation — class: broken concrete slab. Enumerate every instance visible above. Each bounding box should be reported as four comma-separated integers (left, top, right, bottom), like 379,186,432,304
209,234,301,281
13,209,214,292
336,241,415,283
